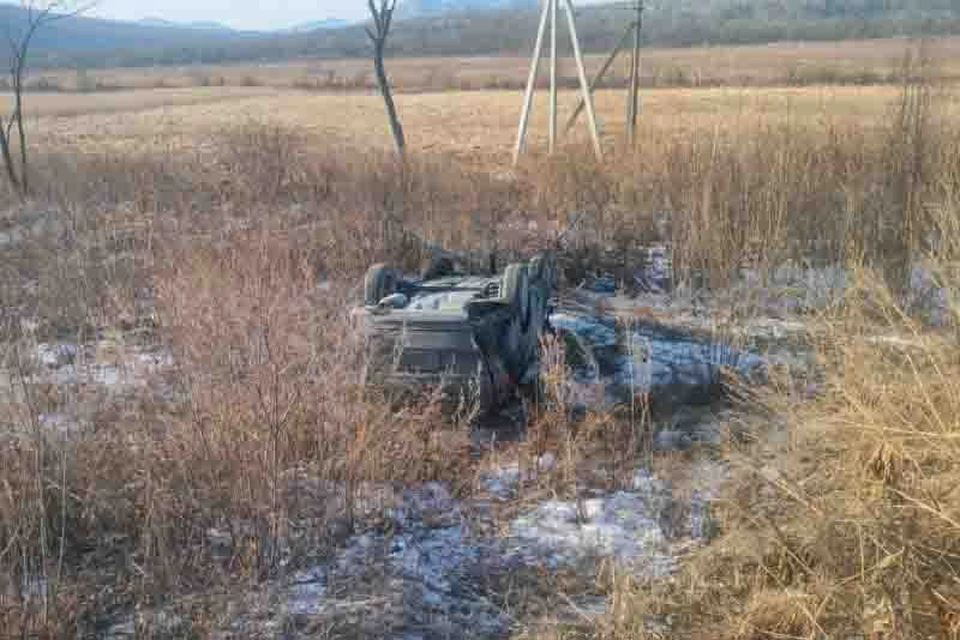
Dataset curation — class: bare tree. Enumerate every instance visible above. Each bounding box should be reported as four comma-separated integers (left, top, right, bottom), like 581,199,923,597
365,0,405,155
1,1,84,197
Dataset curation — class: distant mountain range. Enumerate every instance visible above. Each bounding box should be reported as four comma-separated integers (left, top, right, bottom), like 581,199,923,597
0,0,957,69
136,17,235,32
283,18,352,33
135,16,353,33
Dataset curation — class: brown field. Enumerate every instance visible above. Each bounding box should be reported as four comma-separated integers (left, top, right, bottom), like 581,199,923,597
2,36,959,639
18,84,956,166
30,35,960,94
11,36,959,167
9,35,956,169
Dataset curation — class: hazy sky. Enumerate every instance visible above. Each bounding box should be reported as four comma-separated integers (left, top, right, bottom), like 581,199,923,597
91,0,368,31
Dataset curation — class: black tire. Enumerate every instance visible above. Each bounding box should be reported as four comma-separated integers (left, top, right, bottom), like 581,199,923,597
501,263,529,324
529,253,554,288
364,263,396,306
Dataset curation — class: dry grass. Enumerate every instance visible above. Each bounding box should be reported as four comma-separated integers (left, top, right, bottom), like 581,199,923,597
12,83,953,167
9,37,960,167
0,38,957,638
578,54,960,640
25,36,960,94
592,267,960,639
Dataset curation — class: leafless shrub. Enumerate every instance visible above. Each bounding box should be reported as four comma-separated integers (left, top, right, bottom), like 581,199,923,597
1,52,958,632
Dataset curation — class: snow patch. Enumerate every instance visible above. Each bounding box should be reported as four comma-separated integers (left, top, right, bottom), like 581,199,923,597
507,490,672,574
552,309,764,406
32,340,172,389
285,567,327,616
479,453,558,499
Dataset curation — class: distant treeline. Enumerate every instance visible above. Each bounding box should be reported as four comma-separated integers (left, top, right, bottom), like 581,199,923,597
14,0,960,69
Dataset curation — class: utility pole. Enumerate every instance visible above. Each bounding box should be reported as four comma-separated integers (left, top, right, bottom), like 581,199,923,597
549,0,557,153
626,0,644,144
564,0,645,143
514,0,602,165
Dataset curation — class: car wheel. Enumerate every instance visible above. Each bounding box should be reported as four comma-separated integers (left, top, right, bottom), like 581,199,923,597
529,253,552,286
501,263,530,325
364,263,397,306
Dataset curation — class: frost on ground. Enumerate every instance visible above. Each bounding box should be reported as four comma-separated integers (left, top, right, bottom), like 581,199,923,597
214,454,725,639
506,471,678,575
31,339,172,389
214,290,776,637
221,482,511,638
31,278,799,639
103,454,725,638
0,337,174,442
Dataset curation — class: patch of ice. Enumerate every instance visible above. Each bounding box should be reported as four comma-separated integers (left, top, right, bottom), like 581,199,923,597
907,265,950,326
302,483,510,636
104,617,135,639
613,327,762,404
507,491,674,575
552,309,765,406
538,452,557,471
259,458,722,638
31,341,173,390
285,568,327,616
480,464,522,498
550,313,618,350
36,342,77,368
391,524,480,607
504,470,676,573
388,481,461,528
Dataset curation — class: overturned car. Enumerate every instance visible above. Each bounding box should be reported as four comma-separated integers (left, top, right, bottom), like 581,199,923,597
353,253,556,415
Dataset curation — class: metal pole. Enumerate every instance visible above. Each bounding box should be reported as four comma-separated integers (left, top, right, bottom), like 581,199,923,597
549,0,557,154
513,0,551,166
564,22,633,135
627,0,643,144
562,0,602,159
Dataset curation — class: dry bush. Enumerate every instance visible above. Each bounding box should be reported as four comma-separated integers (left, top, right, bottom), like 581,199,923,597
518,48,954,291
582,52,960,640
1,43,958,634
0,227,476,635
595,261,960,639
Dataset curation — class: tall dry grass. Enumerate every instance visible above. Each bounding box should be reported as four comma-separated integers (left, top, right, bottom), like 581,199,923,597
583,53,960,640
591,270,960,640
0,43,958,635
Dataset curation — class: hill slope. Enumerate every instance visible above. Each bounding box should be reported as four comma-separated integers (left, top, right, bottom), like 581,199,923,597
5,0,959,68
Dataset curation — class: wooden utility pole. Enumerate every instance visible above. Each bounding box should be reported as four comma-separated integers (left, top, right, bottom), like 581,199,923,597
626,0,644,143
549,0,557,153
514,0,549,163
564,0,645,143
514,0,602,165
563,23,633,135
